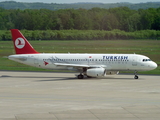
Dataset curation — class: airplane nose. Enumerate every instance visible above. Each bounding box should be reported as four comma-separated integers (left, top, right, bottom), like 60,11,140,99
151,62,158,69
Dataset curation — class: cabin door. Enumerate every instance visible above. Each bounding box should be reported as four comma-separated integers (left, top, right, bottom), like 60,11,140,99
132,56,137,66
34,55,39,67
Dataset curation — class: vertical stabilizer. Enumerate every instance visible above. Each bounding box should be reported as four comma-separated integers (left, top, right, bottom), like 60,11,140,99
10,29,39,54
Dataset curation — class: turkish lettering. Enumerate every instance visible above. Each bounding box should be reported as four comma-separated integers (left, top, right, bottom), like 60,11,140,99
103,56,128,60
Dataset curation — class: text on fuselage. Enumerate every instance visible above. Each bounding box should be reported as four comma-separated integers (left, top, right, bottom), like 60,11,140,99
103,56,128,60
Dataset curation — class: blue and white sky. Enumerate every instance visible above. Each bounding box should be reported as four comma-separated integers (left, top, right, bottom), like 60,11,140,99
1,0,159,3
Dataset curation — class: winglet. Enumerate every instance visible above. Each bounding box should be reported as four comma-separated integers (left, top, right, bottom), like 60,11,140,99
10,29,39,54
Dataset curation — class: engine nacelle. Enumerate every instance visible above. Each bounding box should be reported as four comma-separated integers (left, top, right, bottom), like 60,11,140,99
86,68,106,77
106,71,119,75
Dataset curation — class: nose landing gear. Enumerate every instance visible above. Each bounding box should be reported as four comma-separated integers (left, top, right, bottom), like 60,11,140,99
134,71,139,79
134,75,139,79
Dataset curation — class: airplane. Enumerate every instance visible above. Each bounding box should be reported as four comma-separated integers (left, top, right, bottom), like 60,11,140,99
8,29,157,79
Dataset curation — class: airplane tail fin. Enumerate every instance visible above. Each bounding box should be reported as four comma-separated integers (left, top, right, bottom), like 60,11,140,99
10,29,39,54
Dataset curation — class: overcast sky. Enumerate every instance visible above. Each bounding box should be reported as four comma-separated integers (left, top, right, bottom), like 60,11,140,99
1,0,159,3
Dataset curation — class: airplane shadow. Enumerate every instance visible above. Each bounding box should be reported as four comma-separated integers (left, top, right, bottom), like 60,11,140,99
0,75,75,81
1,75,144,81
1,75,59,79
35,77,145,82
104,77,144,80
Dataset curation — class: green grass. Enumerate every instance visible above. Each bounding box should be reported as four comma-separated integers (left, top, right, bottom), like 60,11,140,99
0,40,160,74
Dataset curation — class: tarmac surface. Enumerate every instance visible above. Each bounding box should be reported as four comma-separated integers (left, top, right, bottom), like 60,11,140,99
0,71,160,120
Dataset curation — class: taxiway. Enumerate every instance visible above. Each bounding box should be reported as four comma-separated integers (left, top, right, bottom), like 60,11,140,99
0,71,160,120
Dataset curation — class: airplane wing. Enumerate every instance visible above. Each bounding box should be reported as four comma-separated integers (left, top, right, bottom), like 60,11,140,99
54,63,106,68
54,63,89,68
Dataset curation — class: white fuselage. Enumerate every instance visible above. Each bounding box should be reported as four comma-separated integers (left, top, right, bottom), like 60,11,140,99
9,29,158,79
8,53,157,72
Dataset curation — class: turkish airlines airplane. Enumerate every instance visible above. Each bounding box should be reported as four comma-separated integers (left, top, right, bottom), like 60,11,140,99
8,29,157,79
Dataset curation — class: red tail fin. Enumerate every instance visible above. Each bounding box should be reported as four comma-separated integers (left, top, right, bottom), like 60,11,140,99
10,29,39,54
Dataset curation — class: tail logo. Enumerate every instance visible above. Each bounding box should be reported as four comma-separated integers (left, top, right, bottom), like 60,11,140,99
15,38,25,49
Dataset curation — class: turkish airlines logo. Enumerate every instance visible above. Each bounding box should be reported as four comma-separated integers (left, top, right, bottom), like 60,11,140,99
15,38,25,49
44,61,49,66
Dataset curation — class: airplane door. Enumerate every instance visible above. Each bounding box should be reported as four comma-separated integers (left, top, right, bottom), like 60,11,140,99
34,55,39,67
132,56,137,66
88,56,95,65
88,58,91,65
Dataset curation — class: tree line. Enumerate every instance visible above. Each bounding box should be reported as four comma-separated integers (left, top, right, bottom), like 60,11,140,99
0,1,160,10
0,7,160,40
1,29,160,41
0,7,160,32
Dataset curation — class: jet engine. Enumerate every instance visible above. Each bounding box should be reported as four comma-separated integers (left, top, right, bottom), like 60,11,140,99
86,68,106,77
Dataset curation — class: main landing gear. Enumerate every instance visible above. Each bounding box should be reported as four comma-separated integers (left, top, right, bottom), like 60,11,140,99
77,68,86,79
77,74,84,79
134,71,139,79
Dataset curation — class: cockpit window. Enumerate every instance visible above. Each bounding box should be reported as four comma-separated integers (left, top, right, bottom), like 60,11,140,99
142,59,151,62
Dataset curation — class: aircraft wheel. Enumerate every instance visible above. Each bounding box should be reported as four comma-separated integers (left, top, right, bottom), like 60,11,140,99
78,74,84,79
134,75,139,79
134,71,139,79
